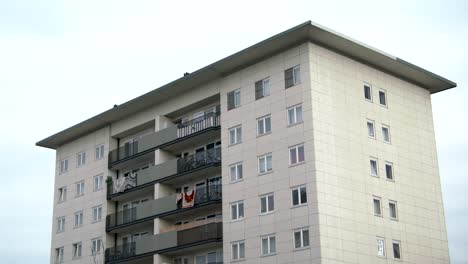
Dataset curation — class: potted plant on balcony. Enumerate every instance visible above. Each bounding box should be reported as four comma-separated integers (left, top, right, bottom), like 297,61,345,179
106,176,113,186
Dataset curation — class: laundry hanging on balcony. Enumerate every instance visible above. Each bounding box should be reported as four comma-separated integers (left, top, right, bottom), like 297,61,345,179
182,190,196,208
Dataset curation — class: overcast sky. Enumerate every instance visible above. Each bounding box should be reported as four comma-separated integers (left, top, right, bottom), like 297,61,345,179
0,0,466,263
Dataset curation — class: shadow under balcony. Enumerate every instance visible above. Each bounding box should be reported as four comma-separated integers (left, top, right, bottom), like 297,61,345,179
107,148,221,201
106,185,222,233
108,112,220,170
105,220,223,264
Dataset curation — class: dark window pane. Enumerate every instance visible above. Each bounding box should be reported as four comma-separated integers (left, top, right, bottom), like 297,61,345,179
300,187,307,204
379,91,386,105
393,242,400,259
255,80,263,100
292,189,299,205
285,68,294,88
227,91,235,110
302,230,309,247
364,85,371,100
386,164,393,179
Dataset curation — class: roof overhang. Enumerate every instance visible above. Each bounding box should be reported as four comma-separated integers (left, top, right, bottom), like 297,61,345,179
36,21,456,149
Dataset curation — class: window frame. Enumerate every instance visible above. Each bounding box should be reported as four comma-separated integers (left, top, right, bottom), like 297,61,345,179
385,162,394,181
58,186,67,203
76,181,85,197
378,89,387,107
373,196,382,217
392,240,401,259
382,125,391,143
72,242,82,259
389,200,398,220
93,205,103,222
258,153,273,174
229,162,243,182
95,144,105,160
293,228,310,249
77,151,86,167
287,104,303,126
227,89,241,110
259,193,275,215
56,247,64,263
59,159,68,174
289,144,305,166
255,77,271,100
261,234,277,256
291,185,307,207
231,200,244,221
370,158,378,177
364,83,373,102
91,238,102,254
57,216,65,233
74,211,83,228
94,174,104,191
377,237,386,257
285,65,301,88
231,240,245,261
367,119,376,139
257,114,272,136
229,125,242,145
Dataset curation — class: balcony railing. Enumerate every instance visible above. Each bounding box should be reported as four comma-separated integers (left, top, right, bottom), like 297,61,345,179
107,148,221,197
105,221,223,263
108,112,220,166
106,185,222,230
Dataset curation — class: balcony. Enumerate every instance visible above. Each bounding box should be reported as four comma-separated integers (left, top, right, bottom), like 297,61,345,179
108,112,220,168
106,185,222,232
105,220,223,263
107,148,221,199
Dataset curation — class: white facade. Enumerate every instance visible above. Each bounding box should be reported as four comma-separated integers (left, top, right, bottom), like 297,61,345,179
44,23,452,264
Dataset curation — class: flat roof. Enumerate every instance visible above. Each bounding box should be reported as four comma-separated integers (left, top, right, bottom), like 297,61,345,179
36,21,457,149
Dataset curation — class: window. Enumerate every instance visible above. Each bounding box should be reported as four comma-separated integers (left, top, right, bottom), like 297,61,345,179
74,211,83,227
257,115,271,136
287,104,303,126
94,174,104,190
260,193,274,214
293,228,310,249
258,153,273,174
230,162,243,182
377,237,386,257
292,186,307,206
261,235,276,255
77,151,86,167
392,240,401,259
364,83,372,101
379,90,387,106
255,78,270,100
385,162,393,180
91,238,102,254
93,206,103,222
58,187,67,203
227,89,241,110
95,144,104,160
289,144,305,165
382,125,391,143
231,201,244,221
367,120,375,138
285,65,301,88
55,247,64,263
389,200,398,220
229,126,242,145
73,242,82,259
76,181,84,196
373,197,382,216
370,158,378,177
231,241,245,261
57,217,65,233
59,159,68,174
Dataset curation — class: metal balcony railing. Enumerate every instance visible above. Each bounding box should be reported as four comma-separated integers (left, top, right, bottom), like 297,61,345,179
105,221,223,263
108,112,220,165
106,185,222,230
107,148,221,197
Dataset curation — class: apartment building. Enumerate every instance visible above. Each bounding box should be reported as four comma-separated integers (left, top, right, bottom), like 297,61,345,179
37,21,456,264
